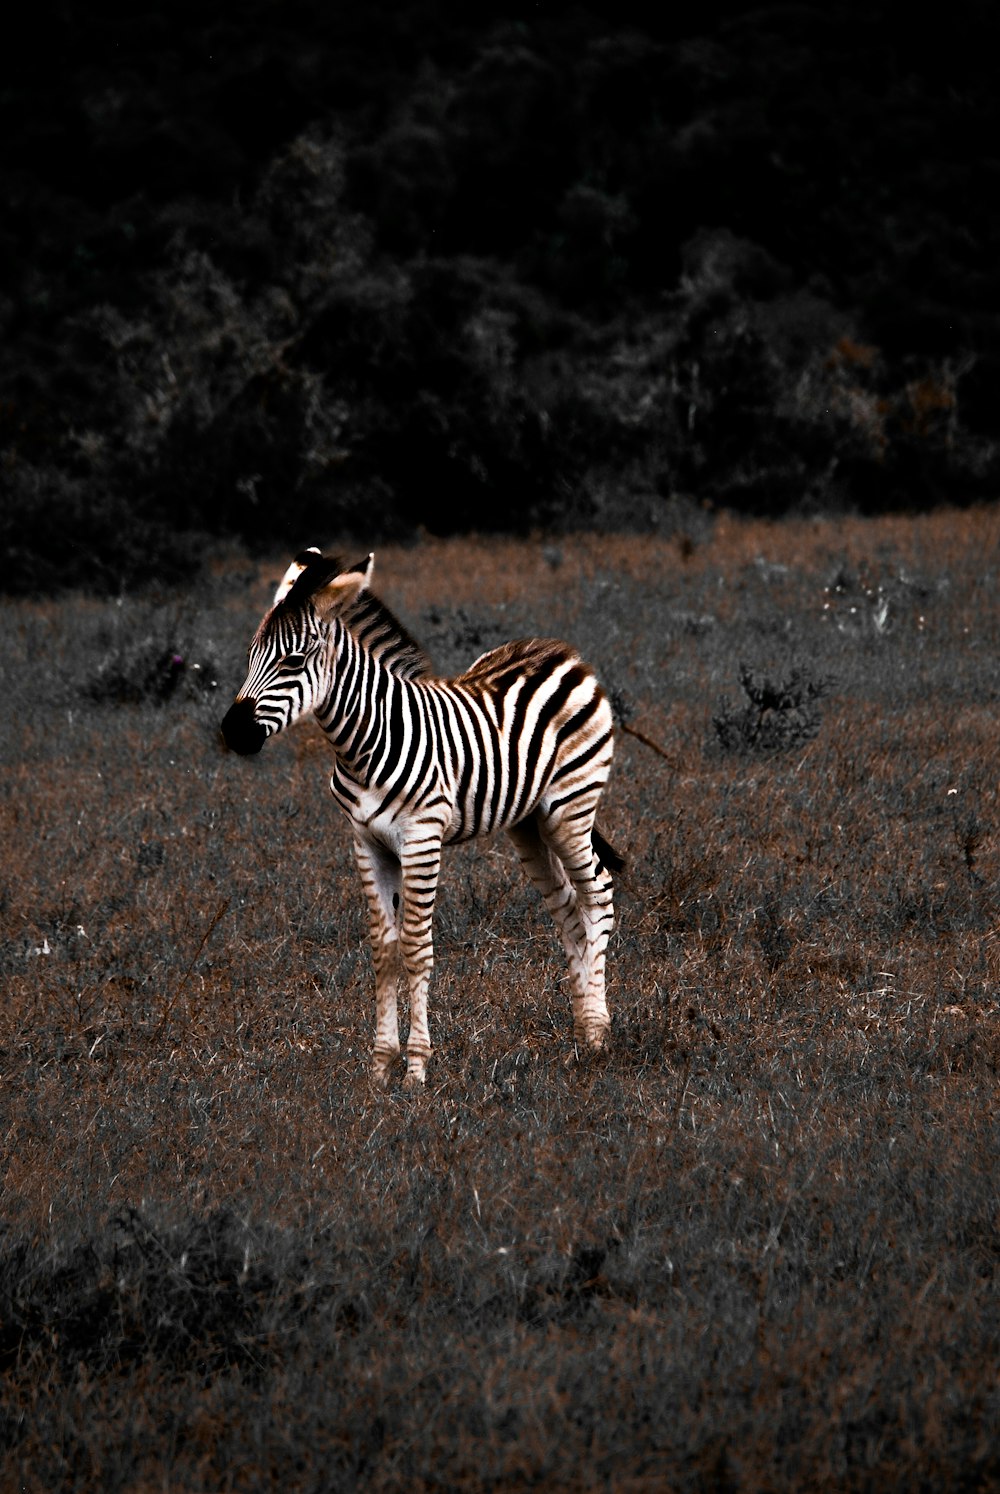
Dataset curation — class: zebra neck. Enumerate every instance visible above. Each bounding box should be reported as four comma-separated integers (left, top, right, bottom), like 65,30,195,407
315,618,417,784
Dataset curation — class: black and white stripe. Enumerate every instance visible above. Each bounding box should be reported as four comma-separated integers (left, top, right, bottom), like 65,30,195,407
222,549,622,1086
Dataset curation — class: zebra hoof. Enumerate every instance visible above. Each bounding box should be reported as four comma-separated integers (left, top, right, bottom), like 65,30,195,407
371,1055,399,1087
402,1066,427,1090
575,1025,610,1057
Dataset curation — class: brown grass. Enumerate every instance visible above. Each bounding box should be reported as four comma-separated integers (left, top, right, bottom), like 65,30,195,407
2,508,999,1491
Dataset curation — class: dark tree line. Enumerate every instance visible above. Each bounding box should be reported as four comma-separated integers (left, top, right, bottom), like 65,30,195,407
2,1,998,592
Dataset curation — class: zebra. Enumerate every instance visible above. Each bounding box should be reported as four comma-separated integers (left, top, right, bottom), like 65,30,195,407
221,549,623,1087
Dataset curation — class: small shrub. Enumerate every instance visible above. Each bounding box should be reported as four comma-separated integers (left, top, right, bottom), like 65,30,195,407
84,625,220,706
713,661,836,755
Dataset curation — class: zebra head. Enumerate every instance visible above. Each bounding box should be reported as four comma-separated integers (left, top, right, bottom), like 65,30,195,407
221,549,373,756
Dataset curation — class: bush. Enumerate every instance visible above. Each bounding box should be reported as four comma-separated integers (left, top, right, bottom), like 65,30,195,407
84,636,219,707
713,661,836,755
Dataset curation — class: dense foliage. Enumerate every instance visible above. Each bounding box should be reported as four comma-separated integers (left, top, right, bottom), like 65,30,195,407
3,2,998,591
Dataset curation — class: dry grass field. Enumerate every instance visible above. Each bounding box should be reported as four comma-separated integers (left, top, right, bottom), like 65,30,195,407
2,508,999,1490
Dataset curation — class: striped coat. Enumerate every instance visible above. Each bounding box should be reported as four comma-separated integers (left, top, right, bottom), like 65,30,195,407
222,550,622,1086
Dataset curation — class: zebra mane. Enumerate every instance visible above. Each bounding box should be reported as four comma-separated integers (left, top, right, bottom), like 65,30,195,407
275,549,433,680
341,591,434,681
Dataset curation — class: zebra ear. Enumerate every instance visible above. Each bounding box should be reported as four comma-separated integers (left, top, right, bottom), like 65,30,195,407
273,547,323,607
312,553,375,621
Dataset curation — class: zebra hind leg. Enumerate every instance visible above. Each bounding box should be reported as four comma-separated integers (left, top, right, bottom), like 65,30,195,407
537,810,615,1055
353,834,404,1085
507,814,588,999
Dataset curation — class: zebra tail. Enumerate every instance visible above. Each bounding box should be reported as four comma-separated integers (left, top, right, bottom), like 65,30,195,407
592,826,626,875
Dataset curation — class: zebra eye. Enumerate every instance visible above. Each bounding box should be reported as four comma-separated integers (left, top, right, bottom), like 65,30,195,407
283,652,306,670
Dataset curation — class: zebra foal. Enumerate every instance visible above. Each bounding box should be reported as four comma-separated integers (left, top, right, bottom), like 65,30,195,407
221,549,623,1087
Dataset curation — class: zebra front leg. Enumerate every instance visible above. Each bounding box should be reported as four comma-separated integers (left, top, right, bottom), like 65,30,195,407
353,834,403,1084
398,831,444,1088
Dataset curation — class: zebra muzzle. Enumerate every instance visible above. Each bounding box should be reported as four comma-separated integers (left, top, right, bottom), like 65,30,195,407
220,699,268,756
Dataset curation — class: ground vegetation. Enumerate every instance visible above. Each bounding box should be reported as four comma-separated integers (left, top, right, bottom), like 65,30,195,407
1,511,998,1488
